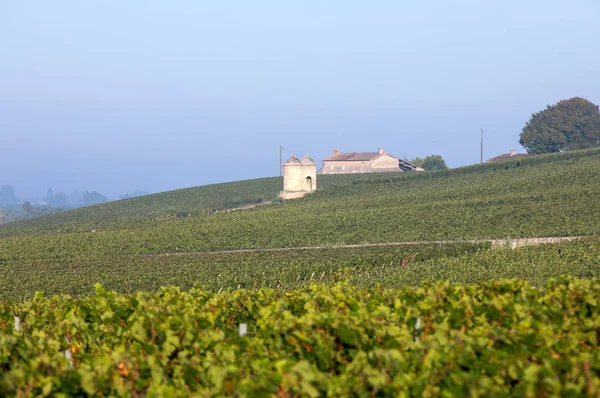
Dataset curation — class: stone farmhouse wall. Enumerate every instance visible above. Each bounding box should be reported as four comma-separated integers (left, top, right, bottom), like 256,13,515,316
371,154,400,170
323,154,401,174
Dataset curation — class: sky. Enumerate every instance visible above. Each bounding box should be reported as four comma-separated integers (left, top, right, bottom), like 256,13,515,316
1,1,599,199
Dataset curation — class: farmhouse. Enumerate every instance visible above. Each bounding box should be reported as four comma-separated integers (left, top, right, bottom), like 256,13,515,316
319,148,420,174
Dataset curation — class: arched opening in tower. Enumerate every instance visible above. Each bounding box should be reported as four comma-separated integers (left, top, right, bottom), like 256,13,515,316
305,176,313,191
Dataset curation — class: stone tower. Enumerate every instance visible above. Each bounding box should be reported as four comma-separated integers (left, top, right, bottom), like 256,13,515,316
280,155,317,199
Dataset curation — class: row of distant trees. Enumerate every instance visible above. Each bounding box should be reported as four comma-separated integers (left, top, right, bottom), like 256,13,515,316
0,185,111,209
0,185,60,223
0,186,111,224
44,188,109,208
1,186,149,210
0,186,146,224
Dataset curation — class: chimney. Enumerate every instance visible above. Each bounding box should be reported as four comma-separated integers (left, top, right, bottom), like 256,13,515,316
509,149,516,157
334,149,339,155
378,148,384,154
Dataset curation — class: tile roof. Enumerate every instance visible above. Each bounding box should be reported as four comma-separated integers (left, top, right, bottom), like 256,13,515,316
487,153,528,162
320,149,421,173
398,159,419,172
323,152,382,161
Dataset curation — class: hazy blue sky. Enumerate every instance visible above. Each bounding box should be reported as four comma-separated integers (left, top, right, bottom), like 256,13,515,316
1,1,599,198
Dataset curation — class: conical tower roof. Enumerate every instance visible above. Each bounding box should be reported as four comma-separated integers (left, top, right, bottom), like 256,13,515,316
301,155,316,166
284,156,302,165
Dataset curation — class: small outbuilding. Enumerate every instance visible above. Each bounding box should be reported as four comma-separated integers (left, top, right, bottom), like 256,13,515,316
487,149,528,162
279,155,317,200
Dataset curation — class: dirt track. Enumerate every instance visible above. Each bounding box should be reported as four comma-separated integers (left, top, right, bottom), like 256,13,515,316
141,235,590,258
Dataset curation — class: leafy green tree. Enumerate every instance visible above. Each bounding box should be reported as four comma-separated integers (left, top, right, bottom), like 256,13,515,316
0,185,18,206
519,97,600,154
83,191,108,206
45,188,54,203
69,190,83,204
22,201,34,214
119,189,149,200
410,157,424,168
411,155,448,171
50,192,69,208
422,155,448,170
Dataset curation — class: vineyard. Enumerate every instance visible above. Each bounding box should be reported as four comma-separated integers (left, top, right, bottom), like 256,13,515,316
0,149,598,301
0,177,284,237
1,237,599,302
1,149,599,258
0,149,599,395
0,172,379,238
2,278,599,396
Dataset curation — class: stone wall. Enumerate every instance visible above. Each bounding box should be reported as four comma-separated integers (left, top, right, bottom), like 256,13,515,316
283,162,316,192
278,190,308,200
322,161,369,174
303,164,317,191
322,154,405,174
283,164,305,191
372,154,400,170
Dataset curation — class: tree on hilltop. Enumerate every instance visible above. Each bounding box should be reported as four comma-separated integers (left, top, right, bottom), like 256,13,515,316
0,185,18,206
22,201,34,214
411,155,448,171
519,97,600,154
411,157,424,167
45,188,54,203
82,191,108,206
49,192,69,208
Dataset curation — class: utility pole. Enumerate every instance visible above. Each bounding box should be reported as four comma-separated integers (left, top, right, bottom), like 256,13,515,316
480,128,484,164
280,145,283,176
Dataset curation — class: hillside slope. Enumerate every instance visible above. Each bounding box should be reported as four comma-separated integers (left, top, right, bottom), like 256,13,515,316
0,173,381,237
1,148,600,300
1,148,599,257
0,177,283,236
